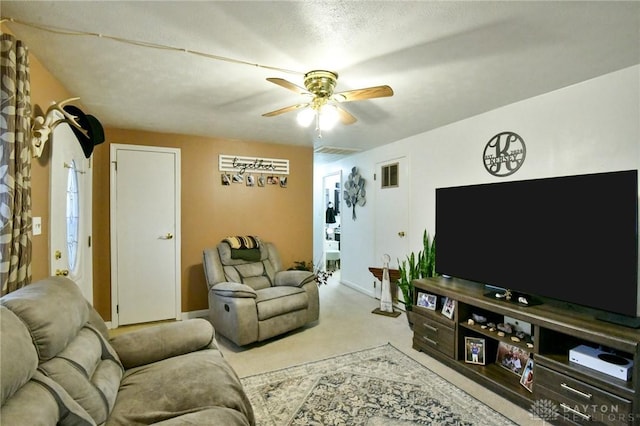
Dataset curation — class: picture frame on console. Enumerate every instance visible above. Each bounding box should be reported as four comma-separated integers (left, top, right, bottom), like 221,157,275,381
520,358,534,392
417,293,437,310
496,342,529,376
441,297,455,319
464,337,485,365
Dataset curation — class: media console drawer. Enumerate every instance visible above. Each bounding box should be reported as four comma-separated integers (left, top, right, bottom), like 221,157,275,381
412,313,455,358
535,364,632,426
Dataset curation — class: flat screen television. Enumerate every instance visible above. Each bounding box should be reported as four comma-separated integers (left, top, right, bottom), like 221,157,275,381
435,170,639,327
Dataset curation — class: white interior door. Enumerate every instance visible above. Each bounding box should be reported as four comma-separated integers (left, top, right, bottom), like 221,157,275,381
110,144,181,326
374,157,409,302
50,121,93,303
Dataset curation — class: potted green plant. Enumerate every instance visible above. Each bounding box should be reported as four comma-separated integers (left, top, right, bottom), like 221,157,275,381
396,231,436,326
289,260,332,286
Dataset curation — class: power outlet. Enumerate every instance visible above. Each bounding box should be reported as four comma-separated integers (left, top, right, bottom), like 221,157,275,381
33,217,42,236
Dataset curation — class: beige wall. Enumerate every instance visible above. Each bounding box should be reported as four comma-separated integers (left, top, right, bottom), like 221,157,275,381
93,131,313,320
17,25,313,321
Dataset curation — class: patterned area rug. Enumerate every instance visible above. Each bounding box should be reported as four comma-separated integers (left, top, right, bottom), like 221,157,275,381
241,343,518,425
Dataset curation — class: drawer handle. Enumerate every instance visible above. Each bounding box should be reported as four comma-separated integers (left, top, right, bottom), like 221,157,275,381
421,336,438,346
423,323,438,333
560,403,592,421
560,383,593,400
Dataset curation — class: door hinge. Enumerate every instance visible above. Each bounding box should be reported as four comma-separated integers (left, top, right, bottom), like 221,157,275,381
88,235,92,247
112,160,117,171
374,173,377,181
116,305,119,314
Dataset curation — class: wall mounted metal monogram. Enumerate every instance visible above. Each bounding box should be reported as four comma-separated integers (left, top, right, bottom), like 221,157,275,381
482,131,526,177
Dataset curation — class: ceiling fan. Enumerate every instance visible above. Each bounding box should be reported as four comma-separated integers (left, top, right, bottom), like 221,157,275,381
262,70,393,132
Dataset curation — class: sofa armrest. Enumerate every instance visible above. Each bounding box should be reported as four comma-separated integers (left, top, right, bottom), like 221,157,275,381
110,318,216,369
211,282,257,298
274,270,316,287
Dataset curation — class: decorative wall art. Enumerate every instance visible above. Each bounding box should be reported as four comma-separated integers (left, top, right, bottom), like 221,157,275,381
482,131,526,177
219,155,289,189
344,166,366,220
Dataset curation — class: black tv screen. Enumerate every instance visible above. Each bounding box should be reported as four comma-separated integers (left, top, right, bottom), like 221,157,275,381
435,170,639,319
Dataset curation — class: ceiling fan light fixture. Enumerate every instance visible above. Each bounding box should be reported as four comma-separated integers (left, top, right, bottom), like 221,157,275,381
297,108,315,127
319,104,339,131
264,68,393,134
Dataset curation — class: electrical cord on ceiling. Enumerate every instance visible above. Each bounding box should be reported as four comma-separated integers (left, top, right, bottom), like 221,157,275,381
0,17,304,76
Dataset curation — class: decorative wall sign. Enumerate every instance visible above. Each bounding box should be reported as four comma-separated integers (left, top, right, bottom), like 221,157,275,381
483,131,526,177
219,155,289,189
219,155,289,175
344,166,366,220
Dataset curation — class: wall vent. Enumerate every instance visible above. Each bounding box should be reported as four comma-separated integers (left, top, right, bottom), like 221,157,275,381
314,146,361,156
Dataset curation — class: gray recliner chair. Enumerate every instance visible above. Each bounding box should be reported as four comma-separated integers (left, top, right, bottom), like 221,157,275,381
203,237,319,346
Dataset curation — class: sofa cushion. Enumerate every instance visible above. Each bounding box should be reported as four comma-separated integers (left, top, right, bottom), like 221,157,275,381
255,286,308,321
1,371,96,426
38,326,123,425
152,407,252,425
110,318,217,369
222,261,276,291
107,350,255,426
1,306,38,405
0,277,89,362
211,282,257,299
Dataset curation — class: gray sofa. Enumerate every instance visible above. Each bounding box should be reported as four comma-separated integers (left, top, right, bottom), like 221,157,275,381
0,276,255,426
203,239,319,346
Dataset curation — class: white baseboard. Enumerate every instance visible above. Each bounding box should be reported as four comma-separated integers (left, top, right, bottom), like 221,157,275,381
182,309,208,320
106,309,209,329
340,279,376,298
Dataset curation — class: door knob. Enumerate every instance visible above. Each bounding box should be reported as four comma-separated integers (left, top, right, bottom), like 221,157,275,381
55,269,69,276
161,233,173,240
398,231,406,237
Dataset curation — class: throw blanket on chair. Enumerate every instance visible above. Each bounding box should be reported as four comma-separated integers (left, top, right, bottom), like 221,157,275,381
223,236,261,261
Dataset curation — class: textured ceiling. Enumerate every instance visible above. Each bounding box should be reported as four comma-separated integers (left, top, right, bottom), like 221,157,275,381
2,1,639,162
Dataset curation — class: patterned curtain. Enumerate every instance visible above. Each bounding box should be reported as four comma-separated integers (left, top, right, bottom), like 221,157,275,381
1,33,33,295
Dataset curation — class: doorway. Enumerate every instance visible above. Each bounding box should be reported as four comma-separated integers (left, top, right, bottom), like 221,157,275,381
322,171,341,272
110,144,181,327
50,120,93,303
374,157,409,302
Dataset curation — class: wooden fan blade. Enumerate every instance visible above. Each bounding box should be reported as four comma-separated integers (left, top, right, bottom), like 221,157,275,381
262,103,309,117
336,105,357,125
334,85,394,102
266,77,308,94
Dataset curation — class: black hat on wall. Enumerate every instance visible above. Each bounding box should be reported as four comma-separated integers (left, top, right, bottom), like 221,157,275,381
62,105,105,158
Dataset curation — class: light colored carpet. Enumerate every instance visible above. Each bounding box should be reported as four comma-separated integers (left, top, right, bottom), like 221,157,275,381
241,343,518,425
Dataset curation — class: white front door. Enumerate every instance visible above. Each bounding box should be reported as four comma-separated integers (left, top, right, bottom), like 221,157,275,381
374,157,409,302
110,144,181,326
50,122,93,303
